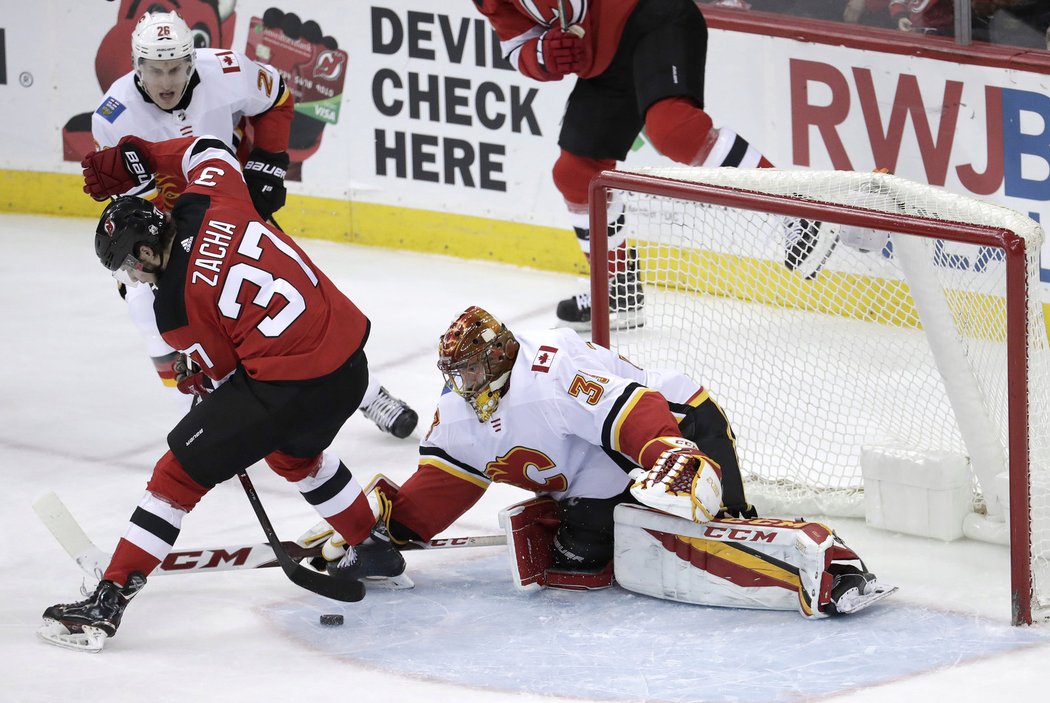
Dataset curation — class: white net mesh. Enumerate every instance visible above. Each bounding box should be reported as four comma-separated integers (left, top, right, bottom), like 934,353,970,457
600,167,1050,622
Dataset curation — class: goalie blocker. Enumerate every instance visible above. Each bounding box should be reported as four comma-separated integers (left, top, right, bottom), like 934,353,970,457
500,497,895,617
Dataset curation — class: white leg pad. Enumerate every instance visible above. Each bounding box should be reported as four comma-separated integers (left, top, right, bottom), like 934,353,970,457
613,504,868,619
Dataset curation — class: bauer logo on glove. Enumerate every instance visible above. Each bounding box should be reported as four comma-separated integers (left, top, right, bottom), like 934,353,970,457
630,439,723,523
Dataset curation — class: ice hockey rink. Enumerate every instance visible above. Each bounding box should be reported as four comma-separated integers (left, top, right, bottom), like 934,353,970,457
2,211,1048,702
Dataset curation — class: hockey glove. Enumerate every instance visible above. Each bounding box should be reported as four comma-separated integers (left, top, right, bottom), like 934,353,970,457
630,438,723,523
81,136,154,201
173,353,211,397
243,148,289,221
540,26,588,79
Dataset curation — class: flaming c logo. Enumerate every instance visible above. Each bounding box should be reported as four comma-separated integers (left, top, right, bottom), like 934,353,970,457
485,446,568,493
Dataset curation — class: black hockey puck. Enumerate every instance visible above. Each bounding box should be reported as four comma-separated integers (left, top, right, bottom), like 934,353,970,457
319,613,343,626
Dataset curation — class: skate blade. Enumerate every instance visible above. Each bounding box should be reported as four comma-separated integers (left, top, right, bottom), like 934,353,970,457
555,310,645,334
364,572,415,590
610,308,645,331
835,584,899,615
37,619,107,653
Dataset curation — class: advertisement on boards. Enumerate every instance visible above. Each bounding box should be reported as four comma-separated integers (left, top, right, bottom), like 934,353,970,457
0,1,1047,285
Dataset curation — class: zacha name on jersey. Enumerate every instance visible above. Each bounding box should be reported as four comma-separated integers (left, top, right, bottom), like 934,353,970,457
96,97,127,124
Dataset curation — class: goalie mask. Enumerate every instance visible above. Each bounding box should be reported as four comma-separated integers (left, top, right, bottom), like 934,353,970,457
438,306,520,422
132,11,196,110
95,196,170,283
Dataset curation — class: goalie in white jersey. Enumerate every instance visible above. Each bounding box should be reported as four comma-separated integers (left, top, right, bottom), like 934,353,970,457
89,11,418,438
380,305,754,569
334,306,895,618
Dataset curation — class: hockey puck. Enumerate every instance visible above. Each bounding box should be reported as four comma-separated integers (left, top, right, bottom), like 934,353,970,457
319,613,343,626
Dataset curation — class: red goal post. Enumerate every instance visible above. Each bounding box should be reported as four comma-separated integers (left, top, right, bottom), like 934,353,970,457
588,167,1049,625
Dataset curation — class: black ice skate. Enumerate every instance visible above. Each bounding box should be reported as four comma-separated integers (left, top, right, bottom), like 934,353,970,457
326,522,409,589
826,564,898,615
361,386,418,439
557,249,645,332
38,572,147,652
783,217,839,279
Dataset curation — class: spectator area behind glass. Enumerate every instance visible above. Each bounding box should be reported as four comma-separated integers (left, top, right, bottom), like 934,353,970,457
699,1,1050,51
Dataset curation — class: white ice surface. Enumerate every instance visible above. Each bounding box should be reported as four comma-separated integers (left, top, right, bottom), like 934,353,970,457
1,212,1047,702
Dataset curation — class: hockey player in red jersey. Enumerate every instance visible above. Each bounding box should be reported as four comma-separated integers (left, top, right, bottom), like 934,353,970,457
94,11,417,438
38,136,404,652
472,0,838,330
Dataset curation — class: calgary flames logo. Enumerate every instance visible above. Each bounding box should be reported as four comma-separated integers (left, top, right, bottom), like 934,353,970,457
485,446,568,493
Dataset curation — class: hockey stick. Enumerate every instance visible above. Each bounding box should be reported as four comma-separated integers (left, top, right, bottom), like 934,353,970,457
556,0,586,37
35,491,507,579
236,472,365,602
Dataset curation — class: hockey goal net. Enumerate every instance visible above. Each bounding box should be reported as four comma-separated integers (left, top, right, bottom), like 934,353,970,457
588,167,1050,625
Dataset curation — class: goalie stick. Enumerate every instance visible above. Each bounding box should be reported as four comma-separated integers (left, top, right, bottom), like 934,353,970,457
34,491,506,580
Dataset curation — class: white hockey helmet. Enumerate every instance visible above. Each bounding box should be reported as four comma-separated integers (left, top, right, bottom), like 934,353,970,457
131,11,196,69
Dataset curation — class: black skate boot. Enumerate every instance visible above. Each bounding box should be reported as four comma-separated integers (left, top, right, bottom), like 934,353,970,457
361,386,418,439
826,564,898,615
557,246,644,332
39,572,147,652
783,217,839,279
327,520,407,584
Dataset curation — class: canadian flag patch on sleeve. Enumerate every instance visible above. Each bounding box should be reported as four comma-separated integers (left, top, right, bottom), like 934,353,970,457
216,51,241,74
531,346,558,373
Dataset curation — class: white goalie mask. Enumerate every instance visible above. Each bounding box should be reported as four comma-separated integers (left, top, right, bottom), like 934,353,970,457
131,11,196,109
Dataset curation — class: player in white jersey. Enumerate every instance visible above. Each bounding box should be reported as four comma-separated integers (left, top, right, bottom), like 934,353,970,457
90,11,418,438
309,306,895,616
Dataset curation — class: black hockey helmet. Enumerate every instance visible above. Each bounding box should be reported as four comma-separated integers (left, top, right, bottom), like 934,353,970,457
95,196,167,273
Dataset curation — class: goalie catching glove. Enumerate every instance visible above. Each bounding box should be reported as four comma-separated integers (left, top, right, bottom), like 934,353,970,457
631,437,723,523
82,135,154,201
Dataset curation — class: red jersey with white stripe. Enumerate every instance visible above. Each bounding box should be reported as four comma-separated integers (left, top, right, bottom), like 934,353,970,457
474,0,639,78
149,136,368,382
393,327,708,538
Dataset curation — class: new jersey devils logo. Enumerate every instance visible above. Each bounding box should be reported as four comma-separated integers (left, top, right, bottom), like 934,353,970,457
313,50,346,81
518,0,586,28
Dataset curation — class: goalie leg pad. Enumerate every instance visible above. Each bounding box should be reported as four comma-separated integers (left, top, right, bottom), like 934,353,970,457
498,496,561,591
613,504,896,618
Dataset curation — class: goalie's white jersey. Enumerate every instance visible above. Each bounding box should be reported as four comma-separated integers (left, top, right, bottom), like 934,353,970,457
91,48,284,204
420,328,707,501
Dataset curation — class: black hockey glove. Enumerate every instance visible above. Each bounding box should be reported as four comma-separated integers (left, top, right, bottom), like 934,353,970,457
243,147,289,221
